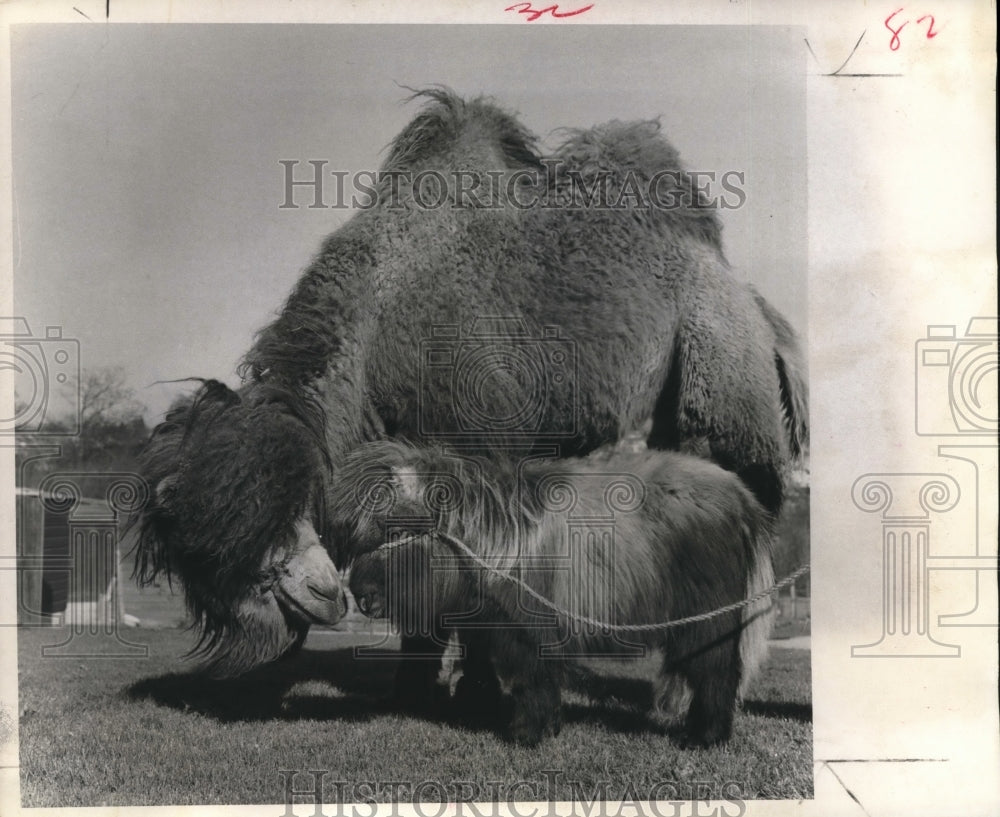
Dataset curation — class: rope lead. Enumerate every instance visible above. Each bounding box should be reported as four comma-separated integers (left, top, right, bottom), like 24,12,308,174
373,530,811,633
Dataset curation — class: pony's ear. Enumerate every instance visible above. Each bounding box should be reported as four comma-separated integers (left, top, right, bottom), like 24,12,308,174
390,466,422,503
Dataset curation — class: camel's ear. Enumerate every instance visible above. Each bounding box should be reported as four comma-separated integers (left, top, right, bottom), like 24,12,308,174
154,475,177,507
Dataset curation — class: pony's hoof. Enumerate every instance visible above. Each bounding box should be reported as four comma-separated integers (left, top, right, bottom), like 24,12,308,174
509,720,546,747
453,673,502,721
508,706,560,747
678,721,731,749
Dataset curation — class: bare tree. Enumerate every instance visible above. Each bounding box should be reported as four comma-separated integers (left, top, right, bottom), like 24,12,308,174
15,367,150,492
78,366,145,430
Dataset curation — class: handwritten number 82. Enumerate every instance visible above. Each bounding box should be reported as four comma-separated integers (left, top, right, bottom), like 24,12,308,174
885,8,942,51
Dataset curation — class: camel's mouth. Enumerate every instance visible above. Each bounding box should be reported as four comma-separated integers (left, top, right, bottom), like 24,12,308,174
272,578,348,625
265,530,349,626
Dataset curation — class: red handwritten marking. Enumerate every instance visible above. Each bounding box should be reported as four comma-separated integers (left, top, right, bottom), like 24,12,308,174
916,14,941,38
504,2,594,22
886,8,943,50
885,7,908,51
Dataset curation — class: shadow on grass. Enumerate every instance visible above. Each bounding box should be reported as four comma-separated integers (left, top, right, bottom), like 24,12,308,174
563,662,813,732
126,643,810,743
126,646,397,723
561,664,678,738
741,699,813,722
126,644,511,739
566,665,656,708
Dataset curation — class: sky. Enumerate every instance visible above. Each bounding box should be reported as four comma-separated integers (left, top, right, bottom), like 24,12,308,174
11,24,806,425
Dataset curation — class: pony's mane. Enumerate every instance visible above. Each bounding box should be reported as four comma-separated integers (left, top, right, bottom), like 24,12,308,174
548,119,724,250
437,452,542,568
333,440,546,569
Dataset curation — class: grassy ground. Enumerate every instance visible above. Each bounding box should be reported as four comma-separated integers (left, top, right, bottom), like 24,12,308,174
18,626,811,807
771,613,811,639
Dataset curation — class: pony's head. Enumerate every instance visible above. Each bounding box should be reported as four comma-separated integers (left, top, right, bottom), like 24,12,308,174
328,440,529,619
329,440,483,624
327,440,458,564
134,379,348,676
327,439,518,562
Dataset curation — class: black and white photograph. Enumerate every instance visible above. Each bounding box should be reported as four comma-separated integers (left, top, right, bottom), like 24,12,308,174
1,3,995,816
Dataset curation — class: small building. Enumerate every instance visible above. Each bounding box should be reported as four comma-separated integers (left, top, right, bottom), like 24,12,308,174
16,486,188,629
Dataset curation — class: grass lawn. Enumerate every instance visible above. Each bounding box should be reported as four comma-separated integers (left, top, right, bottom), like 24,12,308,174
18,625,811,807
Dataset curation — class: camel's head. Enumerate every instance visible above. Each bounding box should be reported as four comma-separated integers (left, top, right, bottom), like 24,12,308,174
134,380,348,677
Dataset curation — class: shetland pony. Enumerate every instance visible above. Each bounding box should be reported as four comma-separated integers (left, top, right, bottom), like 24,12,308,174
335,440,775,747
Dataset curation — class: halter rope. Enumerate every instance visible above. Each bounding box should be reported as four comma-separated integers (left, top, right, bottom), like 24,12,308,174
372,531,810,633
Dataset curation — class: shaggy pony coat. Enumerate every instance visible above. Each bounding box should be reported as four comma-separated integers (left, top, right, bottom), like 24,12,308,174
135,88,805,679
336,440,775,747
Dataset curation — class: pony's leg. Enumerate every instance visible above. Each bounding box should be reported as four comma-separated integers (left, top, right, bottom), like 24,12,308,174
393,634,449,712
651,669,692,729
674,632,742,747
506,645,564,747
452,629,502,720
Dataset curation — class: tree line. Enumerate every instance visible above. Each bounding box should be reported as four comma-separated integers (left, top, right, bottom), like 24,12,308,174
15,366,152,495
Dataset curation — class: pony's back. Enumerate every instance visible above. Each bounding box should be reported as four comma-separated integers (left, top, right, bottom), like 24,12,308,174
482,450,768,647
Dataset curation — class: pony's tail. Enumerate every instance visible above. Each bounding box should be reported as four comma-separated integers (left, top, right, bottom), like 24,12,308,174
738,523,777,700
